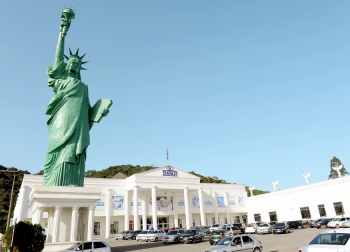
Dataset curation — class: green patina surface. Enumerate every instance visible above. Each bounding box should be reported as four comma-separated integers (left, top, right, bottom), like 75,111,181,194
43,8,111,187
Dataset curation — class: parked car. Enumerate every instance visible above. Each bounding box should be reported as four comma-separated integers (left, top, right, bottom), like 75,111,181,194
286,221,304,229
125,230,142,240
168,227,182,232
233,223,246,234
273,222,290,234
269,221,276,227
204,235,263,252
328,217,350,228
203,226,212,235
342,220,350,228
299,228,350,251
136,230,150,241
65,241,111,252
315,218,334,229
162,229,185,244
245,223,258,234
309,218,323,228
226,226,242,236
301,220,313,228
115,230,130,240
209,229,230,245
257,223,273,235
210,224,223,232
145,230,166,242
180,229,205,244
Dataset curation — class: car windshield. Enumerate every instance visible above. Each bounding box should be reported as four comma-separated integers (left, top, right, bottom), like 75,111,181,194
310,233,350,245
274,223,285,228
185,230,196,234
212,230,223,235
67,243,80,249
258,224,268,227
212,224,219,227
204,226,210,228
333,218,340,221
167,231,178,235
246,224,255,227
121,231,127,234
140,231,148,234
129,231,135,234
218,237,233,245
149,231,158,234
314,219,322,223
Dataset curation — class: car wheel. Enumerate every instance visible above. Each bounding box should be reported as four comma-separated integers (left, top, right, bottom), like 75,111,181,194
193,238,196,244
155,237,158,242
163,242,166,244
123,237,125,240
336,224,340,229
210,242,213,245
297,225,302,229
253,248,260,252
201,236,204,242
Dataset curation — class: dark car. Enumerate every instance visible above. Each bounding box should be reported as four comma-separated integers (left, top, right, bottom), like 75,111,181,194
286,221,304,229
269,221,277,227
273,222,290,234
233,223,245,234
180,229,205,244
125,230,142,240
309,218,323,228
203,226,211,235
315,218,334,229
209,229,230,245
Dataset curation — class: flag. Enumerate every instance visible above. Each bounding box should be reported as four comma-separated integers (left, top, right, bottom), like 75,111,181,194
166,147,168,160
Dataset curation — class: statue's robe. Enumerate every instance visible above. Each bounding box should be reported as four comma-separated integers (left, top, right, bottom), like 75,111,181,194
43,61,90,187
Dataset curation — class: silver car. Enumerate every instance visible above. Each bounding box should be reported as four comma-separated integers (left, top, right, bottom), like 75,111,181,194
64,241,111,252
115,230,130,240
257,223,273,235
210,224,223,232
162,229,185,244
136,230,150,241
226,226,242,236
203,235,263,252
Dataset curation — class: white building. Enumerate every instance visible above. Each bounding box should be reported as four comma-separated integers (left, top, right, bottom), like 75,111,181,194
13,166,248,241
247,175,350,223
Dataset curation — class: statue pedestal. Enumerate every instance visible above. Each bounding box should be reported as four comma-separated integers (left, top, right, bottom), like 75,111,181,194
28,185,101,251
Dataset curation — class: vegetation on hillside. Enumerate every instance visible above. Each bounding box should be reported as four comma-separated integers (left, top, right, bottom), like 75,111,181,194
85,164,157,178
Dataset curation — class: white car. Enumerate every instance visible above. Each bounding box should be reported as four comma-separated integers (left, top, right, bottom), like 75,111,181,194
64,241,111,252
145,230,166,242
328,217,350,228
115,230,130,240
203,235,263,252
136,230,150,241
342,220,350,228
210,224,223,232
257,223,273,235
299,228,350,251
245,223,258,234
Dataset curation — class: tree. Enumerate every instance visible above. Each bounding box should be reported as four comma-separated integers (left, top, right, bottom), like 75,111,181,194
4,221,46,252
329,156,349,179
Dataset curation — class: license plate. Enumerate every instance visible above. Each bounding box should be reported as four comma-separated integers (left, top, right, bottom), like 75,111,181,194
214,239,218,241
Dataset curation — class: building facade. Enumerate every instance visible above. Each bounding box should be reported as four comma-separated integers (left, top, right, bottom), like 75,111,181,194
13,166,248,240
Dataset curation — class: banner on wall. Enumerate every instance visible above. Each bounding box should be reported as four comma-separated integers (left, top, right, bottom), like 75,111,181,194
148,196,173,211
178,197,185,207
238,197,245,207
191,197,200,208
204,197,213,207
96,195,105,209
130,197,141,209
112,196,124,210
229,197,236,206
217,197,225,208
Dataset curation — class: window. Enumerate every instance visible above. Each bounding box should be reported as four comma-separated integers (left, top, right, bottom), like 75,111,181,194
110,221,118,234
93,242,106,249
212,217,215,225
269,211,278,222
334,202,345,216
94,222,100,235
224,217,227,224
235,216,240,224
76,242,92,250
254,214,261,222
242,236,254,244
192,218,195,227
178,219,182,228
318,205,327,217
300,207,311,219
310,233,350,245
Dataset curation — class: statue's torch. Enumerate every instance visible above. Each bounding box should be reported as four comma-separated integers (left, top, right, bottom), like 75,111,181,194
61,8,75,35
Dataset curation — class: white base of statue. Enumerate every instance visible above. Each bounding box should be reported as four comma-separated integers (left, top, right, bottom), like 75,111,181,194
28,185,101,251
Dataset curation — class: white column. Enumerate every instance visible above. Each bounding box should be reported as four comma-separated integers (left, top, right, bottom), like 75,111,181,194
133,186,139,230
105,189,111,238
152,186,158,230
70,206,79,241
142,193,147,231
198,187,206,226
212,191,218,224
87,206,95,241
15,186,29,222
173,193,179,227
125,189,130,231
184,187,191,229
52,206,62,243
224,191,230,224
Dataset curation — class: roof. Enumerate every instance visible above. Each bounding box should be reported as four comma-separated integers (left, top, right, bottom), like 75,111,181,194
112,172,128,179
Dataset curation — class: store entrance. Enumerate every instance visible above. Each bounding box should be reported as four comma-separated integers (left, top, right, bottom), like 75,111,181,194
158,217,169,232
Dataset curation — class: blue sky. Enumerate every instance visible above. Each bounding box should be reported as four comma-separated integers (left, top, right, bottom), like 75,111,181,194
1,1,350,192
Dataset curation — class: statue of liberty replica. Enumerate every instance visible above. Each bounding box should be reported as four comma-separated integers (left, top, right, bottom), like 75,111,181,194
43,8,112,187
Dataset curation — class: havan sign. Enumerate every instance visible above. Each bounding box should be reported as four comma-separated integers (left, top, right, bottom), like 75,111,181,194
162,166,178,177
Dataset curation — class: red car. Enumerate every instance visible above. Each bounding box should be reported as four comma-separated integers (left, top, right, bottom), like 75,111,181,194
168,227,182,232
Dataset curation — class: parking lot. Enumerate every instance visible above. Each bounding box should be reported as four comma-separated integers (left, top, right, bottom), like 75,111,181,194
101,228,324,252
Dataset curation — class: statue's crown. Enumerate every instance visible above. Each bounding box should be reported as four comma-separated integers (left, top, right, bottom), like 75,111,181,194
64,48,89,70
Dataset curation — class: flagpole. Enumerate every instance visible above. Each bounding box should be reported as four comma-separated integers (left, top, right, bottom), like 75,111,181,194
167,147,169,165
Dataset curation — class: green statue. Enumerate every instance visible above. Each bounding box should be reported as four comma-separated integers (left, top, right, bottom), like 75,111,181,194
43,8,112,187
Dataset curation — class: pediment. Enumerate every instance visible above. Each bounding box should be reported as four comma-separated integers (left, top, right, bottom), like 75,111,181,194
135,165,200,180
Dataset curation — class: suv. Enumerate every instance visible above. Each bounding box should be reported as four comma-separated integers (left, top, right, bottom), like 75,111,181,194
286,221,304,229
180,229,205,244
233,223,246,234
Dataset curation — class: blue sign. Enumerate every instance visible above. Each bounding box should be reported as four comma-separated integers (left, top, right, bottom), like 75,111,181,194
162,166,178,177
